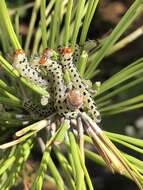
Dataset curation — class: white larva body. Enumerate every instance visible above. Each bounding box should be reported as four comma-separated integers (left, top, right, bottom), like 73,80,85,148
39,53,78,119
29,54,54,106
59,47,101,123
13,51,47,88
13,49,54,116
23,99,54,117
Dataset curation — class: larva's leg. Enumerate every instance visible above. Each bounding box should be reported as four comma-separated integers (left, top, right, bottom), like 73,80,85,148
40,95,50,106
93,81,101,94
81,80,101,96
82,79,94,93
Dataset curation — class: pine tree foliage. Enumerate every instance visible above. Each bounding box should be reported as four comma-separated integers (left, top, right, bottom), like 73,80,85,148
0,0,143,189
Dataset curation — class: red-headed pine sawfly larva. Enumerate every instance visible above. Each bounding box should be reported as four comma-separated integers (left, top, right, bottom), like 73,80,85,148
13,49,48,89
39,48,82,119
13,49,52,106
58,44,81,66
58,47,101,123
13,49,54,115
23,99,54,117
29,53,54,106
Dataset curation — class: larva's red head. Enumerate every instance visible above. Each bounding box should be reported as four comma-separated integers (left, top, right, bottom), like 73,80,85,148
39,48,52,64
59,47,73,54
39,55,48,64
14,49,25,57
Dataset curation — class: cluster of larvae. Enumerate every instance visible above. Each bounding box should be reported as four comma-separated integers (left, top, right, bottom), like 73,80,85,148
13,46,100,123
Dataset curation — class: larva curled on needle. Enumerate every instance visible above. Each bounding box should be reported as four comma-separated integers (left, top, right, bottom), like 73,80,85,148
39,48,83,119
13,49,54,115
58,47,101,123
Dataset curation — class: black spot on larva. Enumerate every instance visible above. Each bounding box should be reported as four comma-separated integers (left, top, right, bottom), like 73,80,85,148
79,85,82,88
58,88,62,92
83,92,86,95
88,99,90,103
90,105,94,109
58,100,61,103
33,72,35,75
22,69,25,71
23,58,26,62
28,69,30,72
67,58,71,61
25,65,28,69
76,79,79,82
59,106,63,109
59,95,61,98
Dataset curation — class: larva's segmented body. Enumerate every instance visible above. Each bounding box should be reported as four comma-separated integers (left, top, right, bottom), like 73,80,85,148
29,54,54,106
39,49,78,119
30,54,53,90
23,99,54,117
13,49,54,115
59,47,101,123
13,49,48,88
